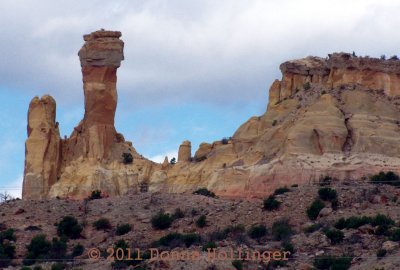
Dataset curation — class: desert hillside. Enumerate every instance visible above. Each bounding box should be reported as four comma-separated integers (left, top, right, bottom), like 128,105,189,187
2,178,400,269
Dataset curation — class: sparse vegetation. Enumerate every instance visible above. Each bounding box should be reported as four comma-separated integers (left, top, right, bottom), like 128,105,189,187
313,255,352,270
274,186,290,195
202,241,217,251
193,188,216,198
170,157,176,164
122,152,133,164
319,176,332,186
196,215,207,228
390,55,399,60
306,199,325,220
71,243,84,257
151,211,173,230
93,218,112,231
318,187,338,201
377,249,387,258
221,137,230,144
156,232,201,248
172,208,185,220
56,216,82,239
51,263,66,270
272,119,277,126
0,228,16,267
88,190,102,200
370,171,400,186
116,224,132,236
263,195,280,211
335,214,394,230
324,228,344,244
304,223,322,234
272,219,293,241
24,234,67,265
303,82,311,90
232,260,244,270
248,224,267,239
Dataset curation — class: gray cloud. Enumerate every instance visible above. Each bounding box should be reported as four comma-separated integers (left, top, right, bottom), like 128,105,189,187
1,0,400,109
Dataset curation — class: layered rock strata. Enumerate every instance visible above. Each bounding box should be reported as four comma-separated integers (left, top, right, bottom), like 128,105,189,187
23,38,400,199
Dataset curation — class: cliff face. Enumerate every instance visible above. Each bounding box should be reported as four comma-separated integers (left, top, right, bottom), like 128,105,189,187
22,34,400,199
23,30,162,199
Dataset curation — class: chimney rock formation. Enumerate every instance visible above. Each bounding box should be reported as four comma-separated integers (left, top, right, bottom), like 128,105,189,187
22,37,400,199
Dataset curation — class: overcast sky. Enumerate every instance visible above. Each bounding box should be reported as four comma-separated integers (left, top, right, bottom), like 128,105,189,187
1,0,400,198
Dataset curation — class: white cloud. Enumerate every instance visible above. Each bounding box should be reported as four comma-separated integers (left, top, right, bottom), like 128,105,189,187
149,150,178,163
1,0,400,109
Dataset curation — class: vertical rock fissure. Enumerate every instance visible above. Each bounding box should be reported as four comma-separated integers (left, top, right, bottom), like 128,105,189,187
340,109,354,154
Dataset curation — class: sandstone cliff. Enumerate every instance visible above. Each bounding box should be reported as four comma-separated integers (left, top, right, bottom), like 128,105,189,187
22,33,400,199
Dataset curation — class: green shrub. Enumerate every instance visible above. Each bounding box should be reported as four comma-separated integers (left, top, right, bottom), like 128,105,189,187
151,211,173,230
272,120,278,126
20,267,32,270
375,225,390,236
304,223,322,233
319,176,332,186
232,260,243,270
170,157,176,164
56,216,82,239
224,224,246,235
193,188,216,198
156,233,200,248
376,249,387,258
248,224,267,239
221,138,230,144
24,234,52,265
324,229,344,244
122,153,133,164
157,233,182,247
370,171,400,186
334,216,372,229
314,255,352,270
272,219,293,241
263,195,280,211
306,199,325,220
172,208,185,220
48,237,67,260
51,263,66,270
33,267,43,270
303,82,311,90
209,230,228,241
390,228,400,241
0,229,16,268
318,188,338,201
93,218,111,231
203,241,217,251
331,199,340,210
281,241,295,254
182,233,201,247
372,214,395,227
0,229,16,242
116,224,132,236
196,215,207,228
274,187,290,195
72,243,84,257
88,190,102,200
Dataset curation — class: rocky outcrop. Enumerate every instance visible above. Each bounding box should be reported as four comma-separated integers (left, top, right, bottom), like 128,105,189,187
23,30,160,199
23,95,61,199
22,39,400,200
178,140,191,162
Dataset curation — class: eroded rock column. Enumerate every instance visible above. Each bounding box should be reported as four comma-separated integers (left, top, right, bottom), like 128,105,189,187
68,30,124,161
23,95,61,199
